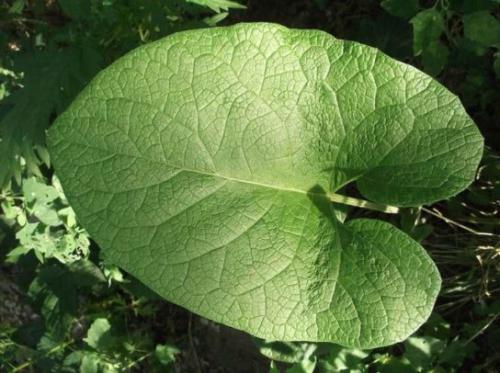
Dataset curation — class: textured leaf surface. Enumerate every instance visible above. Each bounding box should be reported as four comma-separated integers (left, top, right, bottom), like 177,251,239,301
48,23,483,347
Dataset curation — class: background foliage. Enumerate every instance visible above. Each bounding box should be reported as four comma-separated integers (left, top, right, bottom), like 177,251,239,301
0,0,499,372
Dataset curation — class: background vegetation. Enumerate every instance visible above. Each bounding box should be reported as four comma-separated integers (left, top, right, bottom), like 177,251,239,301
0,0,499,372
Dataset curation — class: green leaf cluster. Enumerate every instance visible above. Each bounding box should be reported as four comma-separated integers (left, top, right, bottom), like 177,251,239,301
2,176,89,264
380,0,500,78
0,168,183,372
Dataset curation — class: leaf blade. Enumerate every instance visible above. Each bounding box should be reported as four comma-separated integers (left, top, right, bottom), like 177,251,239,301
48,23,482,347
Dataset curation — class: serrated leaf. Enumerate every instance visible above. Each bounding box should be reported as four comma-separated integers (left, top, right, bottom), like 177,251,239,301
48,23,483,348
0,47,102,188
22,177,62,226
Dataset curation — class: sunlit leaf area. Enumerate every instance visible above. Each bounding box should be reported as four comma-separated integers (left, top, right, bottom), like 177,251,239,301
1,1,499,372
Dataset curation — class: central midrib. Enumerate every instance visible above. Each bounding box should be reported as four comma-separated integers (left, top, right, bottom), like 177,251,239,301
56,136,400,214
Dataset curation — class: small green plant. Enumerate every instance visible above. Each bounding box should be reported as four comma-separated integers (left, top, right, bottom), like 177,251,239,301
48,23,483,348
2,175,89,264
0,168,182,372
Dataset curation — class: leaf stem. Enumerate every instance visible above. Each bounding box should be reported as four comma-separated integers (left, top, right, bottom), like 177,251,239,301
327,193,400,214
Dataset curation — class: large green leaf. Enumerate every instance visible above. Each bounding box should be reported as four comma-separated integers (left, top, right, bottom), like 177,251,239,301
47,23,483,348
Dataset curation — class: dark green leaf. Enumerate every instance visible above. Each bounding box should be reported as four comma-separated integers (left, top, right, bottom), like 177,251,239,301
463,11,500,48
422,40,449,76
410,9,445,56
438,340,475,367
0,47,102,188
404,336,445,370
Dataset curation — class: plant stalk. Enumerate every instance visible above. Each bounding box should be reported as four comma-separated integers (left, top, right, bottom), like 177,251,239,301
327,193,400,214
